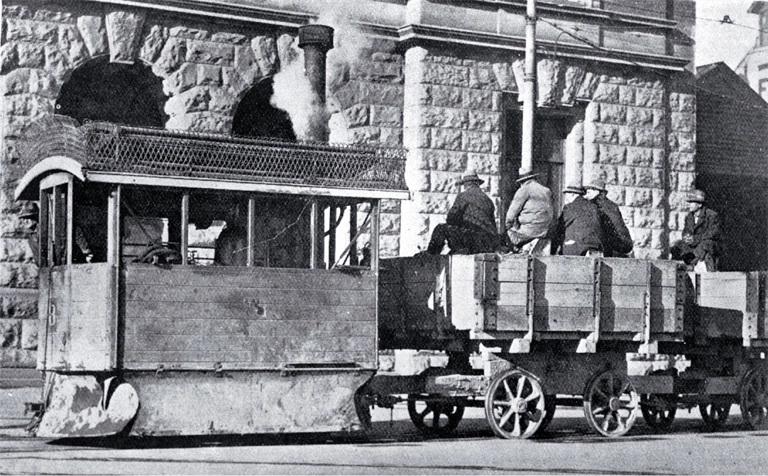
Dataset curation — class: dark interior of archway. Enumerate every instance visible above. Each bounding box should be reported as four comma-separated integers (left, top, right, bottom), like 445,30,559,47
55,59,168,127
232,79,296,141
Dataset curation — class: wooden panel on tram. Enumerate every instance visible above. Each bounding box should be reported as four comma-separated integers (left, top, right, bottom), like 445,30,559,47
122,265,377,370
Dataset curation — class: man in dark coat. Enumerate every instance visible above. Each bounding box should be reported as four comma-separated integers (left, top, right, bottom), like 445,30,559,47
505,171,554,253
670,189,721,271
426,173,498,254
552,184,603,256
584,177,633,257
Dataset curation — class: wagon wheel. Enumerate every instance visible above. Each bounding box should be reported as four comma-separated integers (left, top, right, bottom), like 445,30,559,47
583,370,639,437
484,368,546,439
640,394,677,431
699,400,730,431
533,395,557,437
407,395,465,436
740,368,768,430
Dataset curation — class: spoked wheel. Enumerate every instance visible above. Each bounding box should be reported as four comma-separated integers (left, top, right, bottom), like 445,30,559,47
484,368,546,439
407,394,465,436
740,368,768,430
354,385,374,432
640,394,677,431
699,400,730,431
583,370,639,437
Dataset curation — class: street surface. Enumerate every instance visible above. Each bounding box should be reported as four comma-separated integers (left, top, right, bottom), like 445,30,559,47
1,405,767,475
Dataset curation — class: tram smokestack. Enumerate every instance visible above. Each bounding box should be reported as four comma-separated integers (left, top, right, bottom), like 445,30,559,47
298,24,334,142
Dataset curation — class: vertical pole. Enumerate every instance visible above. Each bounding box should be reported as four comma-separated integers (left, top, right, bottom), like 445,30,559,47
247,196,257,267
310,199,320,269
370,200,380,272
107,185,121,265
521,0,537,175
65,177,74,265
328,206,337,267
349,205,358,266
180,193,189,265
39,189,49,268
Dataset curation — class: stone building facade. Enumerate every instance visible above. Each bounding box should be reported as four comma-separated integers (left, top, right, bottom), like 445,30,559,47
1,0,694,369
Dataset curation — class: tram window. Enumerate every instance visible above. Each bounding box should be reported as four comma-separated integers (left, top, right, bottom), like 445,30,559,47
73,183,109,263
120,188,183,264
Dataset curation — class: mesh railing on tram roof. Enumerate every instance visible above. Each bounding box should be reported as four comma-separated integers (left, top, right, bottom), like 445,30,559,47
81,122,408,191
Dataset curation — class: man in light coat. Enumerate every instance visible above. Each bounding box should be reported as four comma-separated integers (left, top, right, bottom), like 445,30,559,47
505,171,554,253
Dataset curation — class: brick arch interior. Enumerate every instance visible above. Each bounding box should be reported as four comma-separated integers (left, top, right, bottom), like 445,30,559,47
55,58,168,127
231,78,295,141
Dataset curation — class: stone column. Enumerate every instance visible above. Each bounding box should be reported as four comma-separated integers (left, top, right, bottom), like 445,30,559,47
564,120,584,186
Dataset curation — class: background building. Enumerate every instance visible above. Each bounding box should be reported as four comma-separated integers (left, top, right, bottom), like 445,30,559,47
735,1,768,100
1,0,694,372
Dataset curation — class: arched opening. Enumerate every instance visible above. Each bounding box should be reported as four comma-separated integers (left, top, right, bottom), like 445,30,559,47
232,79,295,141
55,59,167,127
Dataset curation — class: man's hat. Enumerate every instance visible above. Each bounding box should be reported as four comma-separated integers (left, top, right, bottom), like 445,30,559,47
563,184,586,195
457,172,484,185
584,177,606,192
686,189,706,203
515,171,539,183
18,203,39,220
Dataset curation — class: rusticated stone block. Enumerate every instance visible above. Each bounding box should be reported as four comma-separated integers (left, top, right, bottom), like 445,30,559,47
405,170,429,192
343,104,369,127
380,199,401,214
634,208,664,229
34,9,74,23
211,32,247,44
2,68,58,98
431,85,462,107
469,65,497,90
419,106,467,129
651,229,665,251
78,15,109,57
431,128,462,151
468,110,500,132
625,187,653,207
165,111,232,133
652,189,665,208
370,105,402,127
348,126,381,144
618,126,634,146
678,93,695,112
669,152,695,172
5,19,58,44
163,63,197,96
169,26,209,40
379,213,401,235
626,147,653,167
675,171,696,192
592,123,618,144
21,319,37,350
197,64,221,86
635,168,663,188
414,192,451,215
576,71,601,100
186,40,234,66
561,64,586,105
671,112,694,133
634,128,664,148
153,37,187,76
351,61,402,84
492,62,517,92
630,227,651,247
678,132,695,153
276,33,299,68
4,94,53,118
423,63,469,88
379,127,402,146
635,87,664,108
0,319,20,348
599,144,626,164
652,148,665,169
3,5,32,19
252,36,277,77
1,43,20,73
593,83,619,103
467,153,497,174
462,131,492,153
165,86,210,115
536,58,561,106
207,88,236,114
627,107,653,127
418,150,467,171
617,166,634,186
600,103,627,124
669,92,679,110
402,126,430,149
0,294,37,320
618,85,636,106
379,234,400,258
105,9,145,63
430,171,461,193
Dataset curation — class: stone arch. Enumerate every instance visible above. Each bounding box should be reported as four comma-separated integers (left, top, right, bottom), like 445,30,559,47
55,57,168,127
231,78,295,141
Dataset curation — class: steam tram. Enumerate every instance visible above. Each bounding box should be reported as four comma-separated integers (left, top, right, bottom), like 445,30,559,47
15,116,768,439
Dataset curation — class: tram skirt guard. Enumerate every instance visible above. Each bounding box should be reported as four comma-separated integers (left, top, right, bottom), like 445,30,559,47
37,374,138,438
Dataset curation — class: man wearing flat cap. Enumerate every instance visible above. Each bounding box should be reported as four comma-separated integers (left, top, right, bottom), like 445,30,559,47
426,172,498,255
552,184,603,256
584,177,633,257
670,189,721,271
504,170,554,254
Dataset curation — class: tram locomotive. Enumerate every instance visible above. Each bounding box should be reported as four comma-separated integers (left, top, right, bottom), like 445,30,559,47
14,116,768,439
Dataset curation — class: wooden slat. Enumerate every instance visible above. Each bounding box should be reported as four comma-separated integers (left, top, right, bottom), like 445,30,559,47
602,285,679,309
533,256,596,283
124,265,376,291
497,256,529,283
125,301,374,321
531,283,594,308
125,318,375,337
495,305,528,331
497,282,528,306
533,306,594,332
125,284,375,307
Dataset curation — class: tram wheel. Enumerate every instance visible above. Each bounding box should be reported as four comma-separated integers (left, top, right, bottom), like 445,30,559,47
583,370,639,437
640,394,677,431
699,400,730,431
484,368,546,439
407,394,465,436
740,368,768,431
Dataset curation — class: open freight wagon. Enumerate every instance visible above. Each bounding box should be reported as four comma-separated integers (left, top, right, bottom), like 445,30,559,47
369,253,768,438
15,116,409,438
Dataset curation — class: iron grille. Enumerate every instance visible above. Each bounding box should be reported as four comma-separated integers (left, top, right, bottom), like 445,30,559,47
20,117,408,192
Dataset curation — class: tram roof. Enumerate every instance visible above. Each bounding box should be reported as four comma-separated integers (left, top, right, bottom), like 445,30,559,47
15,116,410,201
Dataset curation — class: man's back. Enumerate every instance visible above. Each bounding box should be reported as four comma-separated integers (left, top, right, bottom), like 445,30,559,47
594,195,633,256
558,196,602,256
447,185,497,237
506,180,553,239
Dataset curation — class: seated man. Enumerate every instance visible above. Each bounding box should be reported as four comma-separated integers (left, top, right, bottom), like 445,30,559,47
584,177,633,258
505,170,553,254
670,189,720,271
426,173,498,255
552,184,603,256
